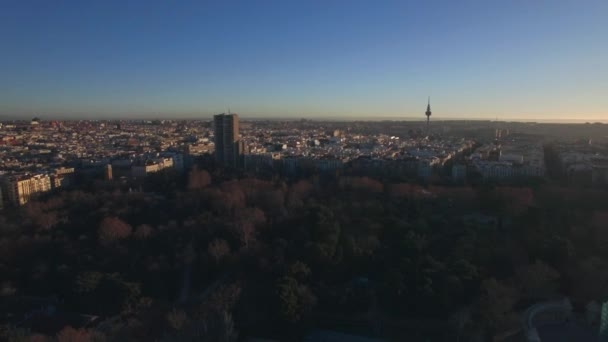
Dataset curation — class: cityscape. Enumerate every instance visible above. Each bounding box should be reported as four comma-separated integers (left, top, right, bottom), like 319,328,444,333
2,106,608,208
1,1,608,342
2,106,608,341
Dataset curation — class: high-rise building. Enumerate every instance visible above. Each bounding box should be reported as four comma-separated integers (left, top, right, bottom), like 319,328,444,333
425,97,432,132
214,113,243,167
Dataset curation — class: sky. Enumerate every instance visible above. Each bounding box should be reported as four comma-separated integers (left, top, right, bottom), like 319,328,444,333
0,0,607,121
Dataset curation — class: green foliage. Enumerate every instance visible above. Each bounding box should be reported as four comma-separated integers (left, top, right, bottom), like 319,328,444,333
288,261,312,281
0,325,30,342
516,260,560,300
74,272,142,315
478,278,520,331
306,205,342,263
277,276,317,322
76,272,104,293
160,312,237,342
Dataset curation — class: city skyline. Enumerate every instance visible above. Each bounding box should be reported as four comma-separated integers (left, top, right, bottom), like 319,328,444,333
1,1,607,121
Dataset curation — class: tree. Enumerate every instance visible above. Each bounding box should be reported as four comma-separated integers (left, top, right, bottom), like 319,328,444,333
188,167,211,190
134,224,154,239
24,202,59,231
478,278,520,331
34,212,59,231
207,183,246,214
287,180,313,210
571,257,608,302
233,221,255,249
167,309,189,331
30,334,49,342
540,235,574,268
259,190,286,218
379,268,406,313
451,259,479,283
56,326,97,342
0,325,30,342
209,311,238,342
449,307,472,342
235,207,266,226
307,205,341,262
57,326,87,342
199,283,242,318
593,211,608,248
277,276,317,322
208,239,231,263
160,311,237,342
516,260,560,300
340,177,383,193
75,272,142,315
98,217,132,243
288,261,311,281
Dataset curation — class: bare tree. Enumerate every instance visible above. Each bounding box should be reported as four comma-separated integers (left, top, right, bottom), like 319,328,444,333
187,167,211,190
98,217,132,243
56,326,92,342
233,221,255,249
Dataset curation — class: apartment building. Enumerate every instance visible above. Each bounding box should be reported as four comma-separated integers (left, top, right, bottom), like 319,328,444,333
3,174,52,206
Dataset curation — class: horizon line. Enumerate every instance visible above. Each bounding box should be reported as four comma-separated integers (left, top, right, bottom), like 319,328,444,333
1,115,606,124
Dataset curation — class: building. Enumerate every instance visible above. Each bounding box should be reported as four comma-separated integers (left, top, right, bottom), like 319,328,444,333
54,167,75,176
50,167,75,189
314,157,343,173
499,152,524,164
472,135,546,181
51,175,71,189
417,158,437,178
161,153,184,172
214,113,243,167
425,97,432,132
105,164,113,181
282,157,300,176
132,164,160,178
186,143,213,156
592,157,608,185
3,174,52,206
452,164,467,182
131,158,173,178
244,153,278,171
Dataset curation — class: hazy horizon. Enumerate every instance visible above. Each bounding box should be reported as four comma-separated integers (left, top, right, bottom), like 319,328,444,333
1,112,606,124
1,1,607,121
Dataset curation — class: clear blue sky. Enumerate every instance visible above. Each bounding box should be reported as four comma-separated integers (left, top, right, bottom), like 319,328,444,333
1,0,607,120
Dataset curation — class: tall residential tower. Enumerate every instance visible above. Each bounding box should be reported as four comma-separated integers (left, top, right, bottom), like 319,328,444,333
213,113,243,167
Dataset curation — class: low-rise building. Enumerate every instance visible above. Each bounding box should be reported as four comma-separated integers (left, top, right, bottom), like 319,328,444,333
131,157,174,178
